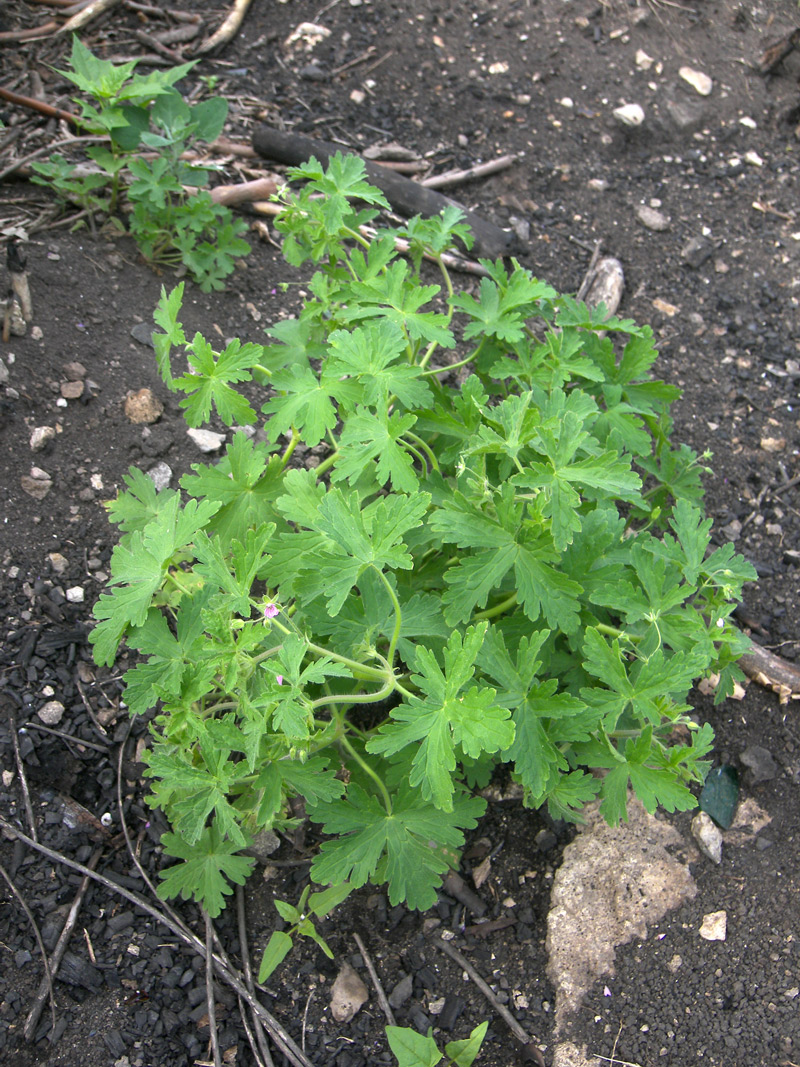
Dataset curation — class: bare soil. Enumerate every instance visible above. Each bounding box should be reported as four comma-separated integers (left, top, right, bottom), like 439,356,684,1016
1,2,800,1066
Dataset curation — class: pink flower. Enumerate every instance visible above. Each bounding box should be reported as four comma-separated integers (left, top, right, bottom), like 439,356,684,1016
263,602,279,621
276,675,283,686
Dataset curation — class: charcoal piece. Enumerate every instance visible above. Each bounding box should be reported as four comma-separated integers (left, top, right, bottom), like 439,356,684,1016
437,993,465,1030
103,1029,126,1056
58,949,103,990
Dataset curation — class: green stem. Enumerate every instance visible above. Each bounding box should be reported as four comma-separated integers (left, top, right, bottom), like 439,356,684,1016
309,679,393,710
251,644,284,665
281,429,299,468
166,570,194,597
473,592,517,621
403,431,439,472
252,363,272,379
372,566,403,668
420,338,485,375
312,449,340,479
339,735,393,815
304,641,389,682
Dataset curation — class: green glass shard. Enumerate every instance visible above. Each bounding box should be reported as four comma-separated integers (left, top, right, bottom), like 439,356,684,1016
699,764,739,829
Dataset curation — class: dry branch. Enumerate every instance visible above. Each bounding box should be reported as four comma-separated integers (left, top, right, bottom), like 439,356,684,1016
194,0,254,55
57,0,122,35
739,638,800,703
209,177,277,207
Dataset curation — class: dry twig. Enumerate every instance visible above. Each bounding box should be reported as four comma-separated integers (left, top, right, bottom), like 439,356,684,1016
205,910,222,1067
0,861,58,1039
420,153,519,190
353,932,396,1026
24,847,103,1040
194,0,254,55
436,937,543,1064
8,708,37,841
57,0,122,35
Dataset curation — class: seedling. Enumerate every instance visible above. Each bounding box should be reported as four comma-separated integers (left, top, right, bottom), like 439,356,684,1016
31,36,250,290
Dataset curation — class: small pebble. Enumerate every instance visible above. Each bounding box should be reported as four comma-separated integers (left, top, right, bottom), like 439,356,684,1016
691,811,723,864
30,426,56,452
699,910,727,941
147,462,172,492
635,204,670,231
66,586,85,604
679,66,713,96
187,428,226,453
38,700,65,725
613,103,645,127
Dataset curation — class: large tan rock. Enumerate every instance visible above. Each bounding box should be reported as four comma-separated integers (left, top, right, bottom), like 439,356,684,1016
546,795,696,1031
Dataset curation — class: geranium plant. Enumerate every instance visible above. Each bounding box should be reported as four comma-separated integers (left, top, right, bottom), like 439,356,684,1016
90,154,754,928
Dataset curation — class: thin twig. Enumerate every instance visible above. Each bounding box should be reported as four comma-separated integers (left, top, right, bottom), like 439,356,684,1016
576,239,603,302
353,932,396,1026
236,885,275,1067
22,720,109,754
420,154,519,190
0,136,107,185
0,814,314,1067
194,0,254,55
435,938,533,1046
8,708,37,842
205,911,222,1067
24,846,104,1039
57,0,122,35
0,85,80,127
0,861,57,1038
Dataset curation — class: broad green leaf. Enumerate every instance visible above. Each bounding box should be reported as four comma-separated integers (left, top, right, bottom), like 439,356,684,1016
257,931,294,982
444,1021,489,1067
386,1026,442,1067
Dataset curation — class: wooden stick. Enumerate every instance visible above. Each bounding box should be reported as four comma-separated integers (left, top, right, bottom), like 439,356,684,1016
209,176,277,206
420,153,519,190
8,708,37,841
0,22,60,42
353,932,396,1027
0,86,81,127
436,938,540,1054
205,911,222,1067
23,847,103,1040
0,862,58,1039
57,0,122,34
739,638,800,703
194,0,254,55
236,886,275,1067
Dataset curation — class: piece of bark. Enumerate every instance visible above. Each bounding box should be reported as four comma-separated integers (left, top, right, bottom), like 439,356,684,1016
251,125,518,259
757,28,800,75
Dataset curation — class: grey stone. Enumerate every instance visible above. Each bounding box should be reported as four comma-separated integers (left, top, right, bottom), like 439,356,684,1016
130,322,156,348
388,973,413,1010
682,235,715,268
740,745,779,784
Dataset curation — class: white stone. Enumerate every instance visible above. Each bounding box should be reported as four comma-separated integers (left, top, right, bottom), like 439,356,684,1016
691,812,723,864
635,49,654,70
38,700,65,725
745,150,764,167
613,103,645,127
66,586,85,603
30,426,56,452
187,428,226,453
635,204,670,231
147,462,172,491
349,89,366,104
679,66,713,96
699,910,727,941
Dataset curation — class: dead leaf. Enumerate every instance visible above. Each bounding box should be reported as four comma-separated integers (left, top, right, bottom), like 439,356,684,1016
472,856,492,888
330,961,368,1023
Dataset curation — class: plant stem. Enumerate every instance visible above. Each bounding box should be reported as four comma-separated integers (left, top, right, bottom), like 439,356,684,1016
304,641,389,682
473,592,518,621
166,570,194,597
339,736,393,815
372,566,403,668
403,430,439,472
420,339,484,375
281,429,299,468
313,449,339,479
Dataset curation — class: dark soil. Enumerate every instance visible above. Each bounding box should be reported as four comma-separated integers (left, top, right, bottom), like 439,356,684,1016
1,2,800,1066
